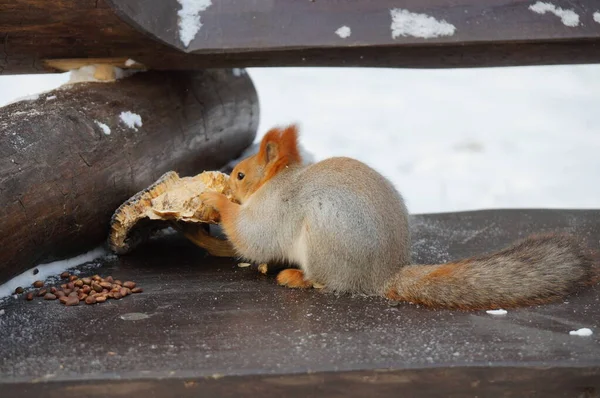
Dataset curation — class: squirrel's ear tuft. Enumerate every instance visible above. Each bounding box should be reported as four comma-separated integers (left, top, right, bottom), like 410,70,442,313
259,127,281,165
258,124,302,166
279,124,301,164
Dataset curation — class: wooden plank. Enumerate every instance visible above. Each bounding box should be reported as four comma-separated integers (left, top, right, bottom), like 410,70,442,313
0,69,258,282
4,368,600,397
1,0,600,74
110,0,600,51
0,209,599,396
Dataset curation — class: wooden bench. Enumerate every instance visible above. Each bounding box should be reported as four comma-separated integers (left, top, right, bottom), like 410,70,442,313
0,1,599,396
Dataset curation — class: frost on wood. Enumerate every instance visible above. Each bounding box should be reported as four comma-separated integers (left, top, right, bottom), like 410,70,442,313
594,12,600,24
390,9,456,39
528,2,580,27
569,328,593,336
335,26,352,39
177,0,213,47
119,111,142,131
94,120,111,135
486,309,508,315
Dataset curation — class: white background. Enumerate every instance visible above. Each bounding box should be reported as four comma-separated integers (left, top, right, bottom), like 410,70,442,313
2,65,599,214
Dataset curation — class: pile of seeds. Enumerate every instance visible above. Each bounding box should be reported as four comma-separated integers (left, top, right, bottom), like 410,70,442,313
14,272,142,306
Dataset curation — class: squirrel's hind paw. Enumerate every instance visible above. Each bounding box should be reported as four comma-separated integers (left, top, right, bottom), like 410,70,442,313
276,269,314,289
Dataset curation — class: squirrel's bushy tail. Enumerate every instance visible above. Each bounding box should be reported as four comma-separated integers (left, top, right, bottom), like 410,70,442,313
384,234,596,310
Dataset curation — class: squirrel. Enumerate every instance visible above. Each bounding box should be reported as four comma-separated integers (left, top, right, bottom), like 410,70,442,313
200,124,596,310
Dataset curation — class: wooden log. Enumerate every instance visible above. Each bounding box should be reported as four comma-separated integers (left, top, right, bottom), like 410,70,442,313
0,69,258,282
1,0,600,74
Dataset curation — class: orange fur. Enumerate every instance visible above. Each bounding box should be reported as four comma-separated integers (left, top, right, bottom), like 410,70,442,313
394,256,582,310
276,269,313,289
199,191,247,253
421,262,459,279
385,275,566,311
229,125,302,203
259,125,302,181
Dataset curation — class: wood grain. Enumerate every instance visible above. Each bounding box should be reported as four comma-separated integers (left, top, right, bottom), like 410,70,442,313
0,69,258,281
1,0,600,74
0,209,599,396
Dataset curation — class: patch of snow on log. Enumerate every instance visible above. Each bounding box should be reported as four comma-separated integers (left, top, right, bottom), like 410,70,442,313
94,120,111,135
0,246,107,301
569,328,593,336
119,111,142,131
390,9,456,39
177,0,213,47
486,309,508,315
335,26,352,39
68,66,99,83
529,2,580,27
66,65,136,84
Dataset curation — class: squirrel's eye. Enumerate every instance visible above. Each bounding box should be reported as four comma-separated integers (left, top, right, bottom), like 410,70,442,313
237,172,245,180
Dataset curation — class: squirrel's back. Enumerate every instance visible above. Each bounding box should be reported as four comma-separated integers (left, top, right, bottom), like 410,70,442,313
289,157,411,294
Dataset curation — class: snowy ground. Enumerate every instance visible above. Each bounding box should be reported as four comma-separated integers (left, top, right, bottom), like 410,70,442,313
1,65,599,213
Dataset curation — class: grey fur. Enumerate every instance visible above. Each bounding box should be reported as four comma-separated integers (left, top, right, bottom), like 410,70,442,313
232,157,594,308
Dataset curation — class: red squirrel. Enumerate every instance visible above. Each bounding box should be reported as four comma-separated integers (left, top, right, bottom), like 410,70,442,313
200,125,595,310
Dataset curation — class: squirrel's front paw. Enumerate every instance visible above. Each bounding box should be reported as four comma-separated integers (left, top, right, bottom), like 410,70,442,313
276,269,314,289
200,191,226,210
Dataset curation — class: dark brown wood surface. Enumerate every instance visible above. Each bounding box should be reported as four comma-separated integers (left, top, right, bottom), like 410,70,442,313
1,0,600,74
0,69,258,282
0,209,598,397
111,0,600,51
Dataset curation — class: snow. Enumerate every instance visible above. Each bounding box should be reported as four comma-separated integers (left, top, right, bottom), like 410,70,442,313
0,246,107,300
335,26,352,39
232,68,245,77
246,65,600,214
45,95,57,101
94,120,111,135
14,94,39,102
125,59,137,67
569,328,593,336
3,93,41,107
594,12,600,24
177,0,212,47
119,111,142,131
390,9,456,39
529,2,579,27
486,309,508,315
68,65,104,83
2,65,600,214
67,65,134,84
